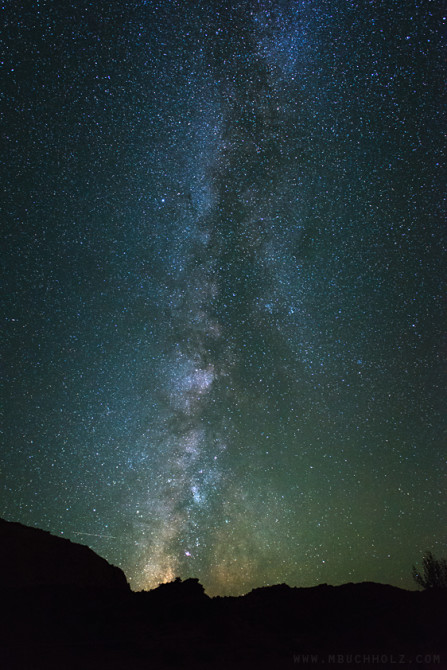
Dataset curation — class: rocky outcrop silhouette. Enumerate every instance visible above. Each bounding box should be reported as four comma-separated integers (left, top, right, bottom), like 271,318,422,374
0,518,129,591
0,518,446,669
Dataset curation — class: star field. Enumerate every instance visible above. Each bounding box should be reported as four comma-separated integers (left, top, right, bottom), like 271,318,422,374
2,0,446,595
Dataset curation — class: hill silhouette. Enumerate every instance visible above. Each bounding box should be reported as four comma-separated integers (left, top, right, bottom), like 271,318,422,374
0,518,129,591
0,519,445,669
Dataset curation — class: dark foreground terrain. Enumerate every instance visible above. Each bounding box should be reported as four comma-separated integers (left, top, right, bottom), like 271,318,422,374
0,519,445,669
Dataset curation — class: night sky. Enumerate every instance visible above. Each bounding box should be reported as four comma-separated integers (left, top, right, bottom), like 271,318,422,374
2,0,446,596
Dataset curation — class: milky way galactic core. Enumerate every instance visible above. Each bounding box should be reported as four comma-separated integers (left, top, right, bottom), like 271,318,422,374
2,0,446,595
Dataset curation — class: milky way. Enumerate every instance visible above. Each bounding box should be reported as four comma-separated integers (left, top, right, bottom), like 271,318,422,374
2,1,446,595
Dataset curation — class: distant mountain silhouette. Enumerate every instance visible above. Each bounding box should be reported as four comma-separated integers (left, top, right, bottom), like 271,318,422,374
0,518,445,669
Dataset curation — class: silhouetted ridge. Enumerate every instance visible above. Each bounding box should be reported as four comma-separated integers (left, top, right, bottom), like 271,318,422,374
0,518,128,591
0,518,446,669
